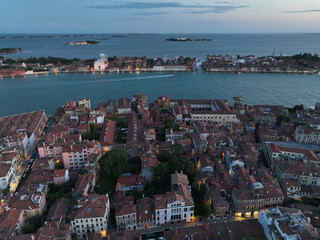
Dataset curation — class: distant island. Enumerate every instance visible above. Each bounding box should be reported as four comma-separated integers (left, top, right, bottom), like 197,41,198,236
0,48,22,55
166,37,212,42
96,38,110,41
112,35,127,38
0,34,108,39
67,40,99,46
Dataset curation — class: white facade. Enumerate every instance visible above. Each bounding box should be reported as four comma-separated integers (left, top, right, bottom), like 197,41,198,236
0,164,17,189
295,126,320,145
94,59,109,71
116,212,137,231
191,113,239,128
71,216,108,239
258,207,319,240
155,200,194,225
71,196,110,240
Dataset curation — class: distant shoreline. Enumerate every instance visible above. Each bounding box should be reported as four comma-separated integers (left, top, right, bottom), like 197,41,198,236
1,70,319,79
0,34,108,39
0,48,22,55
166,38,212,42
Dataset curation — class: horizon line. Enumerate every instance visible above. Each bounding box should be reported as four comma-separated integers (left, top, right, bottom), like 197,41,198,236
1,32,320,35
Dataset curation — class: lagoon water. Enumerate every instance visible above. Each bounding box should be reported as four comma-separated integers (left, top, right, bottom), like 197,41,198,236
1,71,320,116
1,33,320,116
1,33,320,59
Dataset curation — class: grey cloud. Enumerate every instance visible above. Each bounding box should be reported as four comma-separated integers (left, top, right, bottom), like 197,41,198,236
184,5,248,14
284,9,320,13
131,11,173,16
88,2,249,14
89,2,187,9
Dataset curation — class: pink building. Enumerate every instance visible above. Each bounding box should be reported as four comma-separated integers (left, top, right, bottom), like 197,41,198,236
61,142,101,170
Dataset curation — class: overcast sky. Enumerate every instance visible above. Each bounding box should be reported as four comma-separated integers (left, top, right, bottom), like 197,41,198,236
1,0,320,33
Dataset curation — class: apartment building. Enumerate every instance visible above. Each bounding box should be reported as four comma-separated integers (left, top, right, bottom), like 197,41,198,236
155,173,194,226
70,194,110,240
258,207,319,240
295,124,320,145
0,153,18,189
61,142,101,170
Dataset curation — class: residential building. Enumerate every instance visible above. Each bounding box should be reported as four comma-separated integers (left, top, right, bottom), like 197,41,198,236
115,201,137,231
0,110,47,153
136,197,155,229
0,153,18,189
53,169,70,184
155,173,194,226
7,183,47,219
158,94,170,109
232,172,284,218
61,142,101,170
275,161,320,187
99,119,115,153
258,207,319,240
73,174,96,197
70,194,110,240
295,124,320,145
0,209,25,239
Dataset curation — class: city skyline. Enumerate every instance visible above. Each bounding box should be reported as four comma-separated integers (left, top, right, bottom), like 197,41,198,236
1,0,320,33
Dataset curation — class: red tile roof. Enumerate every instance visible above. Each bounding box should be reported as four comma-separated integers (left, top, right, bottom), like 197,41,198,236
53,169,68,178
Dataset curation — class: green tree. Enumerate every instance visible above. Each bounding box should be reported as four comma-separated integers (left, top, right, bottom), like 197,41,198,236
277,113,291,125
22,215,42,234
192,183,211,218
164,119,174,130
100,149,131,177
2,186,10,196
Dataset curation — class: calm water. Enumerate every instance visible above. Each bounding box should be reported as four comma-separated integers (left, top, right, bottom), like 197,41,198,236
1,33,320,116
1,33,320,59
1,72,320,116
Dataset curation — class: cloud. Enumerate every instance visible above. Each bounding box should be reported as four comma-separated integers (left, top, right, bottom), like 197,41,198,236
199,20,220,24
88,1,249,14
284,9,320,13
184,5,248,14
131,11,173,16
89,2,187,9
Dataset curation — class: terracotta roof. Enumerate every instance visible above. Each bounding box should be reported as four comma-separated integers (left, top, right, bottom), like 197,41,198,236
35,224,70,240
115,202,136,217
0,209,22,239
47,197,70,221
0,164,12,178
100,120,115,146
74,194,108,219
53,169,68,178
73,174,94,195
171,172,189,186
137,197,155,221
118,97,131,109
116,174,137,188
0,110,45,138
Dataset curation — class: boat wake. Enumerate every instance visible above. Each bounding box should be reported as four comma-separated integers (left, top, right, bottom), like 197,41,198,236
79,74,175,84
104,74,175,82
